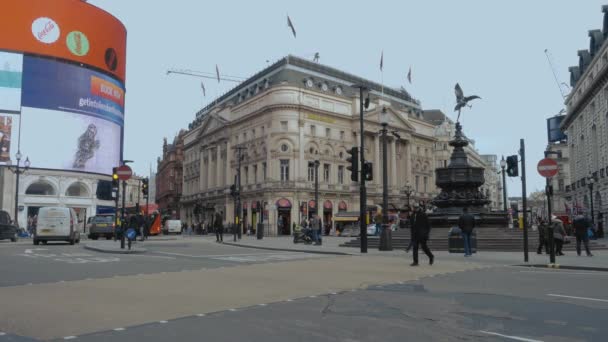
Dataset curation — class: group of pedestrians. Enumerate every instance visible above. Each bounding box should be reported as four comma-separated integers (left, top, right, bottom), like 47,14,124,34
538,214,594,257
300,215,323,245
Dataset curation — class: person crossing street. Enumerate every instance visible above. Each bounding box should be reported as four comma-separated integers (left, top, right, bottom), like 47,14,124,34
410,204,434,266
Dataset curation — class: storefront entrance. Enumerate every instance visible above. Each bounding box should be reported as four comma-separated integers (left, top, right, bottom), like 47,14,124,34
276,198,292,235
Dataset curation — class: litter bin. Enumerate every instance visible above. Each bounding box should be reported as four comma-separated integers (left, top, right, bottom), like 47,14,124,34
448,227,477,254
257,223,264,240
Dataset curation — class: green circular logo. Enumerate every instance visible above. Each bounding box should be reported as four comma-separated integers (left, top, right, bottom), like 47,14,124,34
66,31,90,56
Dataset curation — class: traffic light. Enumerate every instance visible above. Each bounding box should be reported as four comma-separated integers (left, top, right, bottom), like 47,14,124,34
142,177,149,197
363,162,373,181
346,147,359,182
506,155,518,177
112,167,119,188
230,184,237,198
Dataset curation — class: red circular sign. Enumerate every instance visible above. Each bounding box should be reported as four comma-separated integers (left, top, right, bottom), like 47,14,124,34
537,158,559,178
116,164,132,180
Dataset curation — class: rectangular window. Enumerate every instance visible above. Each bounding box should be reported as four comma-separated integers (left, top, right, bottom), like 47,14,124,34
253,165,258,183
244,167,248,184
263,162,267,180
170,182,174,191
415,175,419,192
326,128,331,138
558,178,564,191
252,129,256,138
170,169,174,177
443,160,447,167
281,121,288,131
340,131,345,140
308,162,315,182
423,176,428,192
324,164,330,182
311,125,316,136
338,166,344,184
280,160,289,181
262,126,265,135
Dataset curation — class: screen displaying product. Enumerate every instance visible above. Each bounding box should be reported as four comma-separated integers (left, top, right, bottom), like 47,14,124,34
5,55,125,174
0,52,23,113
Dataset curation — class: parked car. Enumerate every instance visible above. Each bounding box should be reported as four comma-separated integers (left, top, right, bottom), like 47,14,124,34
34,207,81,245
0,210,18,242
163,220,182,235
88,214,117,240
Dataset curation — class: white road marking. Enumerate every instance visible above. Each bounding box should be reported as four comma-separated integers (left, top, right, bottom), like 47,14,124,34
286,299,294,302
211,253,325,263
521,270,608,276
113,328,125,331
0,332,5,336
156,251,294,258
24,248,48,254
330,292,338,295
196,314,205,317
229,309,237,312
258,303,267,306
479,331,543,342
309,295,317,298
547,294,608,303
127,254,176,260
63,336,77,340
159,320,168,324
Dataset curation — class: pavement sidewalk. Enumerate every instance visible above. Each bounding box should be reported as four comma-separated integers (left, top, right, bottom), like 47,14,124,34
218,235,608,270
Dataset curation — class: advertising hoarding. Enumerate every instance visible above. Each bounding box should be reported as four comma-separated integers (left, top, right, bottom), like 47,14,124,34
0,51,23,114
2,55,125,174
0,0,127,82
547,116,567,143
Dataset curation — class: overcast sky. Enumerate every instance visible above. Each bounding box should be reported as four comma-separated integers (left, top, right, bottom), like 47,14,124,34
89,0,605,197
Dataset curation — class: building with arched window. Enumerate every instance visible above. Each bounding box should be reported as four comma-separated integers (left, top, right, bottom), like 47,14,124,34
179,56,498,236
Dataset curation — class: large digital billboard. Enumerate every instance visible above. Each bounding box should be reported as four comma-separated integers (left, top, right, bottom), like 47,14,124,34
547,116,567,143
0,0,126,176
13,55,124,174
0,0,127,82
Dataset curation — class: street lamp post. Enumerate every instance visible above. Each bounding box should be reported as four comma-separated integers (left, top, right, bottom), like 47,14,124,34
353,85,368,253
404,183,413,209
379,107,392,251
500,156,508,212
588,174,595,225
8,151,30,227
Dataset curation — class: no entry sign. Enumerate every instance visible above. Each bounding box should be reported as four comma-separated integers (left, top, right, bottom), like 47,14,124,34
116,165,133,181
537,158,558,178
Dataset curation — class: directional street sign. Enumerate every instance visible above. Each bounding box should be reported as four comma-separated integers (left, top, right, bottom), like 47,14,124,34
116,165,133,181
537,158,559,178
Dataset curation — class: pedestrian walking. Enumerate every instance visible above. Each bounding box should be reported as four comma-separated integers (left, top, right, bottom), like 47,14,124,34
552,215,566,256
410,204,434,266
573,215,593,256
536,219,547,254
404,212,415,253
214,211,224,242
458,207,475,257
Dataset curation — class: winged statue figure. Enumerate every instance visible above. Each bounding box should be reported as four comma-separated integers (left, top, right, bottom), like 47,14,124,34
454,83,481,122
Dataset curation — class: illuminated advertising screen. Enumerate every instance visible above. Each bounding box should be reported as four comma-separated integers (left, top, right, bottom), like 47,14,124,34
547,116,567,143
0,0,127,82
0,51,23,114
13,55,124,174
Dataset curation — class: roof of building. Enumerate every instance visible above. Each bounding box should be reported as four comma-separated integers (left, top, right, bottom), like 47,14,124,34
422,109,448,126
189,55,421,128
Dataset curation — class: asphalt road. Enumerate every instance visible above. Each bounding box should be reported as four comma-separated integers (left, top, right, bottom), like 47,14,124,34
0,237,327,287
55,267,608,342
1,238,607,341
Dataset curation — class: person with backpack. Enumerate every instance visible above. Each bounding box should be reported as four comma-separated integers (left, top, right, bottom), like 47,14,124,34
573,215,593,257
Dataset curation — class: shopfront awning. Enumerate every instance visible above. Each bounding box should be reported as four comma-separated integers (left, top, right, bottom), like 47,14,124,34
334,211,360,222
334,216,359,222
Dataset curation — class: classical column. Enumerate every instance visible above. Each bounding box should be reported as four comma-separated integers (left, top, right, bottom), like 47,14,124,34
406,141,413,186
200,149,207,191
391,139,397,187
226,141,233,186
298,121,305,181
374,135,381,186
216,144,222,187
207,149,213,190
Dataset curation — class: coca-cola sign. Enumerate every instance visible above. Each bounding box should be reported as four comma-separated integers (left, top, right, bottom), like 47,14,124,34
31,17,60,44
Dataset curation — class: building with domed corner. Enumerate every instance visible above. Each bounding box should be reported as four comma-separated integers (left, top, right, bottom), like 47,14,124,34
179,55,451,236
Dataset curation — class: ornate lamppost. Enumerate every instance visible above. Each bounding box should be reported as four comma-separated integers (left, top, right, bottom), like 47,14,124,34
379,107,392,251
7,151,30,227
500,156,508,212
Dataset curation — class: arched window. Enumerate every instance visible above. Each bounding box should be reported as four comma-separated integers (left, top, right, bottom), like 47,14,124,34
26,181,56,196
66,182,89,197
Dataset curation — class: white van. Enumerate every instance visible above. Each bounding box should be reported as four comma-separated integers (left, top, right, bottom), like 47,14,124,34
34,207,81,245
163,220,182,235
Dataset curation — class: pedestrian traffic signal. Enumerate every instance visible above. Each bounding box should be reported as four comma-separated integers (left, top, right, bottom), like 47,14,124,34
346,147,358,182
506,155,518,177
142,177,149,197
363,162,373,181
112,167,119,188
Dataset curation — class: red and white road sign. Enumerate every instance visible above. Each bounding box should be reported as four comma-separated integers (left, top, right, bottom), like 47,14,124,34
537,158,559,178
116,165,133,181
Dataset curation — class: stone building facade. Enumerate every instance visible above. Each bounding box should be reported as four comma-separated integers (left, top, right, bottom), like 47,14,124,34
155,131,185,219
563,5,608,225
180,56,442,236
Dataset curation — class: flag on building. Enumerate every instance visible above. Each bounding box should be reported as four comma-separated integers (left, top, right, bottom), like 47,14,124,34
407,66,412,84
215,64,220,83
379,50,384,71
201,81,206,97
287,15,296,38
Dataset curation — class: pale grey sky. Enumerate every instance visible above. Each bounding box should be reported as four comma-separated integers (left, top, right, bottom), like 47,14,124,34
88,0,605,196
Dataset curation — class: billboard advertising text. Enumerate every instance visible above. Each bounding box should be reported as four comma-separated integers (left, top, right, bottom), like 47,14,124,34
0,52,23,114
0,0,127,82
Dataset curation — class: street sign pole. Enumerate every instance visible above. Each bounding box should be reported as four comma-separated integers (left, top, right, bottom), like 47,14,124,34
121,179,126,249
538,156,560,265
520,139,529,263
